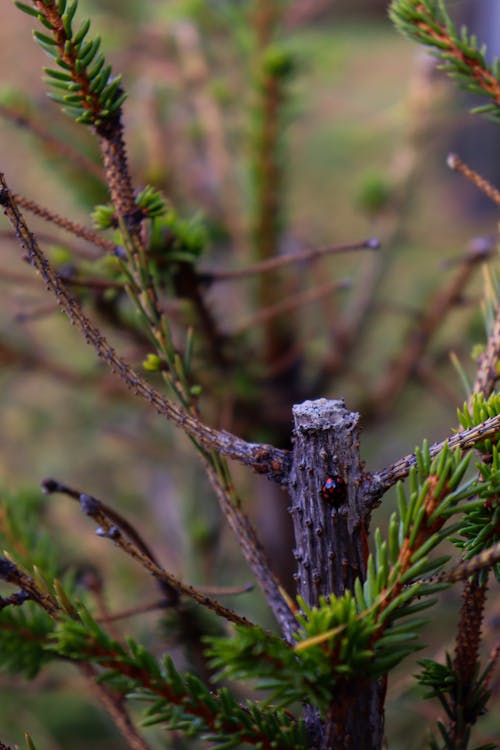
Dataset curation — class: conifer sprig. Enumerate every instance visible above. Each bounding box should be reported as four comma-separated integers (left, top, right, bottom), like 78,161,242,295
48,607,306,750
15,0,126,126
389,0,500,121
207,440,498,712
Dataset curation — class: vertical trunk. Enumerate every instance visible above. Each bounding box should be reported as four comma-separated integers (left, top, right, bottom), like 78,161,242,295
288,398,385,750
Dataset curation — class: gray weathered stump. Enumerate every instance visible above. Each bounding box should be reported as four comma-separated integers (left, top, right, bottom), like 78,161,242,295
289,399,384,750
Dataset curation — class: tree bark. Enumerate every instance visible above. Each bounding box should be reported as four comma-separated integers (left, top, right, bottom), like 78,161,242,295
289,398,385,750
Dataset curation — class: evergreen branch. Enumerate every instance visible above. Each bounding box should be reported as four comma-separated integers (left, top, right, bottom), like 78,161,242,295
447,153,500,208
15,0,141,238
416,392,500,750
0,558,59,617
48,612,306,749
15,0,126,127
389,0,500,122
41,478,254,628
0,175,290,480
209,440,500,711
0,551,296,748
0,179,297,640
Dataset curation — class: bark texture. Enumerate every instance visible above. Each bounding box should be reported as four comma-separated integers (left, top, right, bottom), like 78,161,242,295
288,398,384,750
289,398,367,602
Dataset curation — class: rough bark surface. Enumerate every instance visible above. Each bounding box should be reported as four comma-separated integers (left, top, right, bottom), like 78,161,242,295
289,398,367,601
288,398,384,750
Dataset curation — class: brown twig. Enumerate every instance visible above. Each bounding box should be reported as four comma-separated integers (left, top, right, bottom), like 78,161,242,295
0,175,290,480
201,239,379,282
96,582,254,623
372,412,500,499
41,478,255,628
0,558,59,617
430,542,500,584
12,193,117,254
447,153,500,208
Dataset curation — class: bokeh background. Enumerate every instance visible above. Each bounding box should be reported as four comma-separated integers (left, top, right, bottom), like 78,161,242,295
0,1,499,748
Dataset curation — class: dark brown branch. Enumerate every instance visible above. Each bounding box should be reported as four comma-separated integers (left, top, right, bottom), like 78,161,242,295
372,412,500,499
0,175,289,481
200,456,298,641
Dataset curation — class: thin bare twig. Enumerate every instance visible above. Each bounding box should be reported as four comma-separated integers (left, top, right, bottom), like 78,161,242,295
371,412,500,499
201,239,379,282
0,175,290,480
1,176,297,640
96,582,254,623
430,543,500,584
447,153,500,208
41,478,255,628
12,193,117,254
